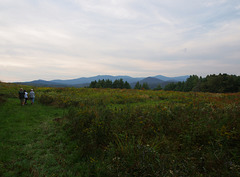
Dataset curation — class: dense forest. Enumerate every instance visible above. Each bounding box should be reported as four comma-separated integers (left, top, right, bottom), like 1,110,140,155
89,79,154,90
89,79,131,89
89,74,240,93
164,73,240,93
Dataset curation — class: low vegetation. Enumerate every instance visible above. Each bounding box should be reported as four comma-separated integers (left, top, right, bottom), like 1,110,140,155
0,82,239,176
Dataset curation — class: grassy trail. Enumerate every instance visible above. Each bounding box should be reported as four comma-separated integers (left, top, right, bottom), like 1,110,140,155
0,98,71,176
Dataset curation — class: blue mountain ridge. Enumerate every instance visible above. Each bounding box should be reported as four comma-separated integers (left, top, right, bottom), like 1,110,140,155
50,75,189,85
16,75,189,88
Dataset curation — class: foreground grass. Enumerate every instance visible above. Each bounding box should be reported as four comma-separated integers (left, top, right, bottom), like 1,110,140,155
1,83,240,176
0,98,75,176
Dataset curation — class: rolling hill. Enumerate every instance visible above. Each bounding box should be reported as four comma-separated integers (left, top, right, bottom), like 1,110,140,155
15,75,189,89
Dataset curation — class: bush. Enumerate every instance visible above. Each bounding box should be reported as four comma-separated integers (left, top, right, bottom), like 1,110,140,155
0,94,7,105
38,94,54,105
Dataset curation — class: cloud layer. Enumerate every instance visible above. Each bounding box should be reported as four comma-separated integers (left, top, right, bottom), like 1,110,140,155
0,0,240,81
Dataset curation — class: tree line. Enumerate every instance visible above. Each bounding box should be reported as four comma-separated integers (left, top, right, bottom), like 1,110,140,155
89,79,156,90
164,73,240,93
89,79,131,89
133,82,162,90
89,74,240,93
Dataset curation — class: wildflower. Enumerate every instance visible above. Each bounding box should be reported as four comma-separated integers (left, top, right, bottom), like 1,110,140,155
90,157,97,163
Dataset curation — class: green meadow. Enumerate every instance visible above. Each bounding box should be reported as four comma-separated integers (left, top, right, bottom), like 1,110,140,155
0,82,239,176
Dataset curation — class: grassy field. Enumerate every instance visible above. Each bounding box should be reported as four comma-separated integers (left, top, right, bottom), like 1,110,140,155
0,82,240,176
0,98,71,176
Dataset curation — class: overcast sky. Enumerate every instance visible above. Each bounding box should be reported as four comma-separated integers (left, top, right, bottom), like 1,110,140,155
1,0,240,82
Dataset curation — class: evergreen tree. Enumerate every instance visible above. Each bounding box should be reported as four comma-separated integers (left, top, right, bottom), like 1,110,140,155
100,79,106,88
153,84,162,90
183,75,199,92
134,82,141,89
175,82,184,91
112,79,120,88
95,80,102,88
119,79,124,89
142,82,150,90
164,83,177,91
105,79,113,88
124,81,131,89
89,80,97,88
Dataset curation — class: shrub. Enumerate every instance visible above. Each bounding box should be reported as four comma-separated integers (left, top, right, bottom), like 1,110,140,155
38,94,54,105
0,94,7,105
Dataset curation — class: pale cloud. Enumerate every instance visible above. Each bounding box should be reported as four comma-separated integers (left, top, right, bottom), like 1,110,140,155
0,0,240,82
72,0,139,20
236,5,240,10
203,0,227,7
0,61,29,68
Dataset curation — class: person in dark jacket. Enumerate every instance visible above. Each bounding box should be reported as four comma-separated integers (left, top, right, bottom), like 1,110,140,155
18,88,25,106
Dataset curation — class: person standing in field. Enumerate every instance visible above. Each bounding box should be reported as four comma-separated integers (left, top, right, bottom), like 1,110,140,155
29,89,35,105
18,88,25,106
24,90,28,105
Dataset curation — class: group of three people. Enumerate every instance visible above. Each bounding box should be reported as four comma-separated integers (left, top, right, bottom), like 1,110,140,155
18,88,35,106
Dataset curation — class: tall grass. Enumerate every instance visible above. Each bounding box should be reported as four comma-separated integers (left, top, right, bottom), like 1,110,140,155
65,98,240,176
1,82,239,176
35,86,240,176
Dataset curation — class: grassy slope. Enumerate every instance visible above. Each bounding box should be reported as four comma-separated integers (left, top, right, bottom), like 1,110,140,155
0,98,73,176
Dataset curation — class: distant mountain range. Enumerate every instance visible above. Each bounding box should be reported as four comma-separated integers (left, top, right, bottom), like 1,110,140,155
15,75,189,89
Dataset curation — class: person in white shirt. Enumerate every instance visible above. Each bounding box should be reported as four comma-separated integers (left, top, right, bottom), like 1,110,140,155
24,90,28,105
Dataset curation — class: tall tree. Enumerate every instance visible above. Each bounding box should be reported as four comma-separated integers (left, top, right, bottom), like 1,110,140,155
142,82,150,90
134,82,141,89
153,84,162,90
119,79,124,89
124,81,131,89
105,79,113,88
164,83,177,91
183,75,199,92
112,79,120,88
89,80,97,88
